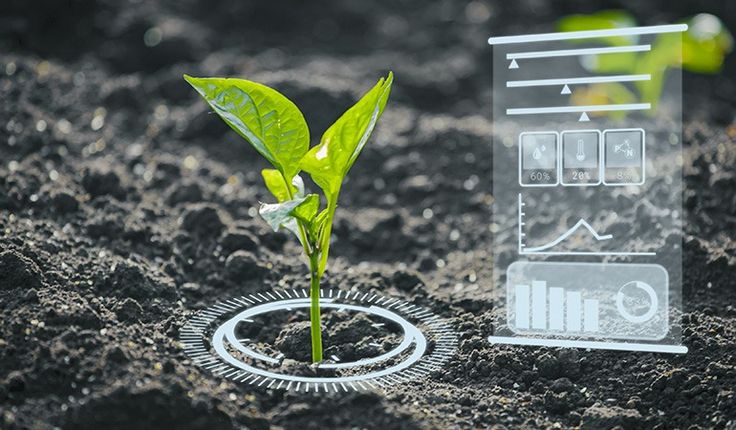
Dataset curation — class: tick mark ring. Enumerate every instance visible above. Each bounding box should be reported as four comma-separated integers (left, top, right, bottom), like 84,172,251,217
213,299,425,381
180,289,458,393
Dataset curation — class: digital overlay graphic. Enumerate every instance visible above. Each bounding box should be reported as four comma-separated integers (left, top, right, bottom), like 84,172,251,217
180,289,458,392
488,24,687,354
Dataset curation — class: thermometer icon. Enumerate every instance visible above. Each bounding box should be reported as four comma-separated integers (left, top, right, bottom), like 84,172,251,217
576,139,586,161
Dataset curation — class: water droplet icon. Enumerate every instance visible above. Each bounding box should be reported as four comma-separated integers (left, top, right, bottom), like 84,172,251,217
532,147,542,160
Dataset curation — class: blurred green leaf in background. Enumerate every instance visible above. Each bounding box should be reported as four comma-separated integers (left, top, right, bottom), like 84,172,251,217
556,11,734,113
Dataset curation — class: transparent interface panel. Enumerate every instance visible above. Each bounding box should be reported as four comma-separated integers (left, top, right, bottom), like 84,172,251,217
488,25,686,353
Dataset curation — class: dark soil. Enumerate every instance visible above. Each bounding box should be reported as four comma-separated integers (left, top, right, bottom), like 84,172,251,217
1,0,735,429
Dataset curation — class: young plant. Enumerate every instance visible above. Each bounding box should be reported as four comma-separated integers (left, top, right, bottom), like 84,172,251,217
184,72,393,363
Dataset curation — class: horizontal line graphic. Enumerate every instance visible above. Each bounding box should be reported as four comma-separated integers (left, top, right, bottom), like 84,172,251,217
488,24,688,45
518,251,657,256
506,44,651,60
507,103,650,115
507,74,650,88
487,336,688,354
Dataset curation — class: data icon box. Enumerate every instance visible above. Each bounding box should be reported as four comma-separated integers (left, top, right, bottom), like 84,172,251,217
519,131,559,186
603,128,645,185
506,261,669,341
561,130,601,186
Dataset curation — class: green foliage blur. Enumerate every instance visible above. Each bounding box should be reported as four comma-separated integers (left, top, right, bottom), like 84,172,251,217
556,11,733,113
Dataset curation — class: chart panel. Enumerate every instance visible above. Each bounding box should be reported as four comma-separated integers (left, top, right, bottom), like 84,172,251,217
488,25,686,353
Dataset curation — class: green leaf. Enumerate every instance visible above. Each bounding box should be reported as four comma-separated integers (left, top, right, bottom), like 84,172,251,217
571,82,636,120
583,52,638,74
291,194,319,225
682,14,734,74
258,195,319,231
556,10,637,46
300,72,393,200
309,209,329,241
261,169,293,202
261,169,305,202
259,198,307,232
184,75,309,179
632,34,679,109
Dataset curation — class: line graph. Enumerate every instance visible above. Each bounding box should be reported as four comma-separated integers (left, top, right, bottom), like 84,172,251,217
517,193,656,256
523,219,612,252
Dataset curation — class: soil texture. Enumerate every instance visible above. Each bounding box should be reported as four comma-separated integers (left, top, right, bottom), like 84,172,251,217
1,0,735,429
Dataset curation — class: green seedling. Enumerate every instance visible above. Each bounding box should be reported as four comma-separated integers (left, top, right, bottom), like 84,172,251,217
557,11,733,115
184,72,393,363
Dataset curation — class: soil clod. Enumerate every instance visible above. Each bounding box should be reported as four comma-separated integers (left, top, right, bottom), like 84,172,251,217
0,250,45,291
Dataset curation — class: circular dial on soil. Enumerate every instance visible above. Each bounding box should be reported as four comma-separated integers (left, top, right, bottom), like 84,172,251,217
179,289,458,392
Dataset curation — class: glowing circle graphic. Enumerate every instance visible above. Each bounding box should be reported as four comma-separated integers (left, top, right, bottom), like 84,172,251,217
179,289,458,392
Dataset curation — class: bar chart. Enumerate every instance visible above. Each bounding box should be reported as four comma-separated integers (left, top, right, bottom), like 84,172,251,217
491,262,683,353
513,280,599,333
